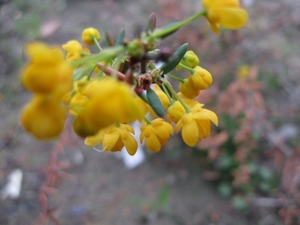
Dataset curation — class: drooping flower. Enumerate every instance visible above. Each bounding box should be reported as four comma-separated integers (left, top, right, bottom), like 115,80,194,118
188,66,213,90
202,0,248,34
176,103,218,146
20,96,67,140
179,78,200,99
20,42,73,98
140,118,173,152
73,78,145,137
167,101,185,123
85,123,138,156
82,27,101,46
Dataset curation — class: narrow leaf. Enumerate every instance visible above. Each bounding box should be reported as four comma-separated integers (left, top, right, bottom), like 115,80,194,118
146,12,156,35
147,88,165,117
160,43,188,74
116,28,125,46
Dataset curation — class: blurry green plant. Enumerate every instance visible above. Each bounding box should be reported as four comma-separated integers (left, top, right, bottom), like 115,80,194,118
12,0,66,39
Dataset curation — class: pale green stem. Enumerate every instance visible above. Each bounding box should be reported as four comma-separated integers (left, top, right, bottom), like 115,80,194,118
93,36,103,52
178,63,195,74
143,116,152,125
161,83,174,105
81,52,91,56
165,73,184,83
163,79,191,113
151,10,207,39
87,64,97,81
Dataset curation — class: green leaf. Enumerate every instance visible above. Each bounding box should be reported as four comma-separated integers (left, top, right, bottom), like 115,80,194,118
160,43,188,74
146,12,156,35
116,28,125,46
146,88,165,117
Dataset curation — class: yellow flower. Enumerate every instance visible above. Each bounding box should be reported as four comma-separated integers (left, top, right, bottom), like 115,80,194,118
72,112,101,137
140,118,173,152
69,92,89,116
176,50,200,70
202,0,248,34
82,27,101,46
20,96,67,140
167,101,185,123
85,124,138,156
73,78,145,137
20,42,73,96
176,103,218,146
62,40,90,61
24,42,64,65
179,78,200,99
188,66,213,90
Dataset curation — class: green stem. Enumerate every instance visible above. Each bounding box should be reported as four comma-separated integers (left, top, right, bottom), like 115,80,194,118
87,64,97,81
93,36,103,52
161,84,174,105
165,73,184,83
143,116,152,125
162,79,191,113
152,10,206,39
81,52,91,56
178,63,195,74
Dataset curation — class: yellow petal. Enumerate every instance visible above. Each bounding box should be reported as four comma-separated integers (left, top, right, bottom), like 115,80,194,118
193,109,218,126
146,133,161,152
102,130,120,151
215,8,248,29
120,130,138,156
84,129,104,146
196,120,211,139
181,118,199,147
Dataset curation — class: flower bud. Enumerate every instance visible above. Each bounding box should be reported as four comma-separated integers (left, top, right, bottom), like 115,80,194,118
82,27,101,46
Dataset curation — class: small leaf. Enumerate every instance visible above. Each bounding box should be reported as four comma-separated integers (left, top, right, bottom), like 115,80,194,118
145,12,156,35
115,28,125,46
105,32,115,46
160,43,188,74
147,88,165,117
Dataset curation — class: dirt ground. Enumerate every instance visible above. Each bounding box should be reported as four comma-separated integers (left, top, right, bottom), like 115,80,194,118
1,0,299,224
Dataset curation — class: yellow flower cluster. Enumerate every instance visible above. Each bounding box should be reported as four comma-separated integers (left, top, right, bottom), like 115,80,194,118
18,0,249,155
20,43,73,139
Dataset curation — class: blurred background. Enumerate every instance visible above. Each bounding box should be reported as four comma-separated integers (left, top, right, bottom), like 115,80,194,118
0,0,300,224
